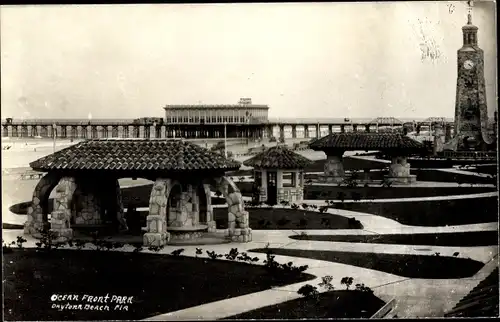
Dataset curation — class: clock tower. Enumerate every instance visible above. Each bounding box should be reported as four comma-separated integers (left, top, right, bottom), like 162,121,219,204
452,7,492,150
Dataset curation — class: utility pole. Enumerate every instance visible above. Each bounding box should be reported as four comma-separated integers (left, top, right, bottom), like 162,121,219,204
224,121,227,158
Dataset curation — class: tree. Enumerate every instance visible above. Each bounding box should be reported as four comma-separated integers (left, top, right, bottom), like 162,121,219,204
341,277,354,290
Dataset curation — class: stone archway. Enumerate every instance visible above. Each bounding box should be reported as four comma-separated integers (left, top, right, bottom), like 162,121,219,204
24,172,62,236
214,176,252,242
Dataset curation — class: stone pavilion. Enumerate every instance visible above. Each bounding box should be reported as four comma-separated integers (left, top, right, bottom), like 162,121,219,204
243,145,312,205
24,139,251,245
309,133,426,184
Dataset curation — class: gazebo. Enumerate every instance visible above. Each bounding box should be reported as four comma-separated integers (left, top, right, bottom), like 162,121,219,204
243,145,312,205
24,139,252,245
309,133,425,184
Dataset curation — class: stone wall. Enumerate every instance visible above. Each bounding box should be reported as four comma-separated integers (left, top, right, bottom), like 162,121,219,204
73,191,102,225
24,172,61,235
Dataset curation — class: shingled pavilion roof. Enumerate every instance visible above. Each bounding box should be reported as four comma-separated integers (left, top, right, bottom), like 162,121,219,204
29,139,241,172
309,133,425,151
243,145,312,169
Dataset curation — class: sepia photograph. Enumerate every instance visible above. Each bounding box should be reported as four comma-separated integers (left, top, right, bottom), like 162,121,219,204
1,1,498,320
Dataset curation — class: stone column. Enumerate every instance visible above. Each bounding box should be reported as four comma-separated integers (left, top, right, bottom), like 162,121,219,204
144,178,171,246
323,153,345,183
328,125,333,135
304,125,309,138
291,125,297,139
386,156,416,184
276,170,284,203
50,177,78,242
203,184,216,232
215,176,252,242
259,170,268,203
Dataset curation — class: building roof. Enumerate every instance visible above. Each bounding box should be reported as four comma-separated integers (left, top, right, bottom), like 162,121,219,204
243,145,312,169
164,104,269,110
309,133,425,151
29,139,241,173
445,268,498,317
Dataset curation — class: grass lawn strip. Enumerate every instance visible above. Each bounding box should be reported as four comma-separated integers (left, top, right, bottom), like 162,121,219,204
225,290,385,319
3,249,314,321
289,231,499,247
249,248,485,279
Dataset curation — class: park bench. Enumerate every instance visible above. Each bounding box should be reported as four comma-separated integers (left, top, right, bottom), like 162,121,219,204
20,171,45,180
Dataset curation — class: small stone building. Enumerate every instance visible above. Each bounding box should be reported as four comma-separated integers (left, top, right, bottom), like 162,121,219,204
243,145,312,205
309,133,425,184
24,139,251,245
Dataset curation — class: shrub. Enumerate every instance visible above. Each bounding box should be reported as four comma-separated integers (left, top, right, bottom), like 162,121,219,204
337,191,346,202
225,248,239,260
291,203,299,210
318,206,328,213
355,283,373,293
206,250,223,260
280,200,290,207
35,228,62,251
16,236,27,249
171,248,185,256
2,239,14,253
341,277,354,290
297,284,319,299
318,275,335,291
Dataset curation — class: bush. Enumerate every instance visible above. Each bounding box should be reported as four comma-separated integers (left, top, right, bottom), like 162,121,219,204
297,284,319,298
355,283,373,293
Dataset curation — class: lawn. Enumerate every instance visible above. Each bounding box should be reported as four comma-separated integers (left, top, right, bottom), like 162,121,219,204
289,231,499,247
3,249,314,321
212,207,363,230
331,196,499,226
304,185,496,200
249,248,484,279
225,290,385,319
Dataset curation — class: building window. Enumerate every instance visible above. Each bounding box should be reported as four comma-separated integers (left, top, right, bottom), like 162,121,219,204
211,115,216,123
166,117,171,123
282,172,296,187
223,116,228,123
240,117,245,123
183,116,188,123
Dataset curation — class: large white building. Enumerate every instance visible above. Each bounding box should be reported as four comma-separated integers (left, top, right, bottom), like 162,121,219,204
164,98,269,124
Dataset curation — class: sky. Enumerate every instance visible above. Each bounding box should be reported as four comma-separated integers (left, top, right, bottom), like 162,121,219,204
0,1,497,120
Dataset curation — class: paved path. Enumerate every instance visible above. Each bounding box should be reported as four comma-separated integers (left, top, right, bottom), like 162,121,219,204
438,167,495,178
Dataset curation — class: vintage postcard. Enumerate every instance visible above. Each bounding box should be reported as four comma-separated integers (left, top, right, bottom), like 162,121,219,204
1,1,498,320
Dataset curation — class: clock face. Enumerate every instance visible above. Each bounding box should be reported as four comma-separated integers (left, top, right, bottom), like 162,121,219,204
463,60,474,70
